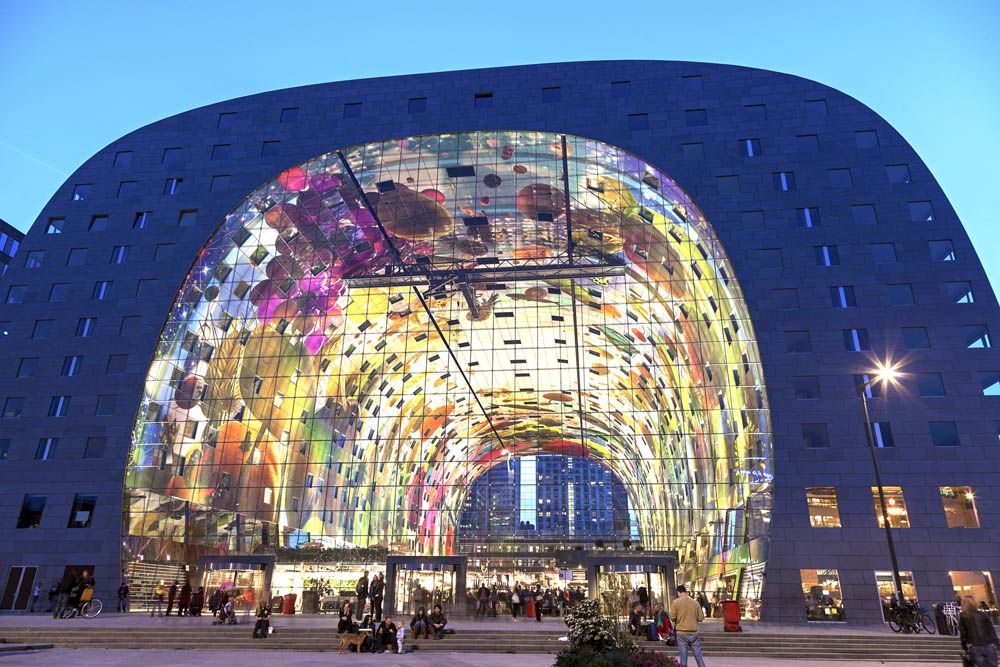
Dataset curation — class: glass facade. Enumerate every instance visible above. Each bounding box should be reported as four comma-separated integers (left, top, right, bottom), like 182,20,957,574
123,131,773,611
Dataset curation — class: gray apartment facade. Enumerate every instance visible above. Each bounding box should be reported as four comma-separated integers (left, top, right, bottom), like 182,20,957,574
0,61,997,624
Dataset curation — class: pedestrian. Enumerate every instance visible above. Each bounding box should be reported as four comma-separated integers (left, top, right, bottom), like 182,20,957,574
241,587,255,618
356,570,369,620
208,588,223,616
166,580,178,616
638,584,649,613
252,599,272,639
477,584,489,618
670,585,706,667
697,591,711,618
534,584,544,622
53,573,77,619
29,582,40,612
960,595,999,667
190,586,204,616
511,585,521,620
46,581,58,613
178,581,191,616
369,573,385,622
117,580,130,613
151,581,167,617
490,585,498,617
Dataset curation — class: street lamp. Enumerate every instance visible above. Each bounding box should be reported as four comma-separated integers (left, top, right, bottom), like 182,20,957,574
859,361,905,607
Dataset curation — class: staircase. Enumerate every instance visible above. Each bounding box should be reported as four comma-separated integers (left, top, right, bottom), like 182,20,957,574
0,626,963,662
124,561,188,612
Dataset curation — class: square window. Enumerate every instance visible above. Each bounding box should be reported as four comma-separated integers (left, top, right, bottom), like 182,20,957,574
868,421,894,448
929,421,960,446
93,281,111,301
16,495,46,529
800,569,844,622
802,423,830,448
842,328,870,351
946,281,974,304
118,181,137,198
49,283,70,302
741,138,761,157
154,244,174,261
17,357,39,378
916,373,945,396
89,215,108,232
111,245,128,264
796,134,819,151
407,97,427,113
95,394,116,416
681,75,703,91
106,354,128,374
61,355,82,376
759,248,782,268
218,112,237,129
855,130,879,149
280,107,299,123
774,288,799,309
2,397,25,419
851,205,877,225
887,283,914,306
685,109,708,126
901,327,930,349
114,151,133,167
211,175,230,192
980,371,1000,396
24,251,45,269
681,142,704,159
136,279,156,298
67,494,97,528
741,211,765,228
32,320,53,338
909,201,935,222
67,248,87,267
963,325,991,349
178,210,198,227
744,103,766,121
816,245,840,266
786,330,812,353
473,93,493,109
870,243,897,264
828,168,853,187
133,211,150,229
886,164,911,184
211,144,231,160
773,171,796,191
164,178,182,195
928,239,956,262
84,436,107,459
48,395,71,417
610,80,631,97
627,113,649,130
46,218,65,234
872,487,910,528
793,376,821,399
76,317,95,337
940,486,980,528
798,207,820,228
72,184,91,201
806,487,841,528
830,285,857,308
261,140,280,157
805,99,828,119
541,87,561,103
35,437,57,460
162,147,182,167
717,175,740,193
120,316,139,336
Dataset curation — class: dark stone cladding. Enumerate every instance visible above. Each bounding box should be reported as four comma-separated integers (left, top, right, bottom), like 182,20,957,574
0,60,996,624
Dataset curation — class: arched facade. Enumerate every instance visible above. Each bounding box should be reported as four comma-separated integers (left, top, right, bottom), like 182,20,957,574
124,131,772,596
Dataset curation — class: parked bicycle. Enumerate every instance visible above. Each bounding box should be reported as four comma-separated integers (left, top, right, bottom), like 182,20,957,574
886,598,935,634
60,585,103,619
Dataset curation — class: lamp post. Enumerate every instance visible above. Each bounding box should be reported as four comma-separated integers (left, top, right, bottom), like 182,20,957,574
859,363,905,607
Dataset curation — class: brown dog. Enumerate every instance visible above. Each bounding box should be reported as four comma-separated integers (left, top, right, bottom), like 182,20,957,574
338,633,366,653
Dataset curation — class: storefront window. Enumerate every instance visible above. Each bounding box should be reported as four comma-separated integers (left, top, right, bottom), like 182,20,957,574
874,571,916,621
806,487,841,528
801,569,845,622
872,486,910,528
950,571,997,619
940,486,980,528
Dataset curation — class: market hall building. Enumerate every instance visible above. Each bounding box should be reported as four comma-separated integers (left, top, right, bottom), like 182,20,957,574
0,61,997,625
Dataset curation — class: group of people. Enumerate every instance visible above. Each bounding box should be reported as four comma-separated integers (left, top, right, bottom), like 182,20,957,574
45,570,96,619
336,601,449,653
468,582,586,621
148,580,207,617
354,570,387,622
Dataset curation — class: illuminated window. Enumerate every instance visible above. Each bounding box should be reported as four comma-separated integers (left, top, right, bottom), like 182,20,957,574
867,421,894,448
61,355,82,376
93,281,111,301
800,569,844,622
111,246,128,264
133,211,150,229
949,572,997,610
806,487,841,528
872,487,910,528
875,571,916,618
940,487,980,528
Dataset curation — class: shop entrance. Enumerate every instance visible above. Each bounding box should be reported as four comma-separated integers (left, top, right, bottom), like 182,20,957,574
589,554,676,619
199,556,272,611
385,555,466,618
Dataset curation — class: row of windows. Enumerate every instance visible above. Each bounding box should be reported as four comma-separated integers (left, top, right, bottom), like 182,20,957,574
791,372,1000,399
47,210,185,237
0,436,106,462
14,353,128,377
798,420,1000,448
714,166,922,194
770,280,975,309
16,493,95,529
785,326,992,352
806,485,980,529
0,230,21,257
758,237,958,269
1,393,119,418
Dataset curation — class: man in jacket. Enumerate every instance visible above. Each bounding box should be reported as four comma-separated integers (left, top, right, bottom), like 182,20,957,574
356,571,369,620
429,604,448,639
52,573,77,619
669,585,706,667
369,573,385,622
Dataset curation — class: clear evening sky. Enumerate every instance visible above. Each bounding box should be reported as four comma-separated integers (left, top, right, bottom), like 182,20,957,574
1,1,997,290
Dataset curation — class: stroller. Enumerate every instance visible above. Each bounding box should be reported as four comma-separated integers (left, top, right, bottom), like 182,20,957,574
213,598,238,625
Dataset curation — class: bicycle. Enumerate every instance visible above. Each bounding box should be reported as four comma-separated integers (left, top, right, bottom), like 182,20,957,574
60,586,103,619
886,599,935,634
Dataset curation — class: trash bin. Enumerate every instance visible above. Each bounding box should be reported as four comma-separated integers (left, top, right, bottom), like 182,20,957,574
282,593,297,615
301,590,319,614
721,600,742,632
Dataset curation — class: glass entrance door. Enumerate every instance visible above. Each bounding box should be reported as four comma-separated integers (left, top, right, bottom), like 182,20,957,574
392,564,457,617
598,565,667,619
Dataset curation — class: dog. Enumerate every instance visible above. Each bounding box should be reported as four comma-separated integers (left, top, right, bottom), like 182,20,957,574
338,633,366,653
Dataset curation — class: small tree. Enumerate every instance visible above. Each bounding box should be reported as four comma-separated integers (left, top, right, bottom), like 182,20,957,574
565,599,619,654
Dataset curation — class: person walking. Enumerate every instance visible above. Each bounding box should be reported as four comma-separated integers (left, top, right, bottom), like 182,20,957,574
670,585,706,667
53,573,77,619
533,584,544,622
151,581,167,617
356,570,369,620
178,582,192,616
511,585,521,620
29,582,40,612
960,595,999,667
476,584,489,618
490,585,499,617
165,580,178,616
370,573,385,623
117,581,130,613
46,581,58,613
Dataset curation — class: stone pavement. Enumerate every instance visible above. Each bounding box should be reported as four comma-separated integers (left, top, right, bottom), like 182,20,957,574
0,649,953,667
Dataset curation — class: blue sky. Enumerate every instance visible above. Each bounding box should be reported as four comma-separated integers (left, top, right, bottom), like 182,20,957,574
1,0,997,289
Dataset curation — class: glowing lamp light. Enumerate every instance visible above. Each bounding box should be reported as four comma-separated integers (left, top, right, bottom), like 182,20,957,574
871,361,901,386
